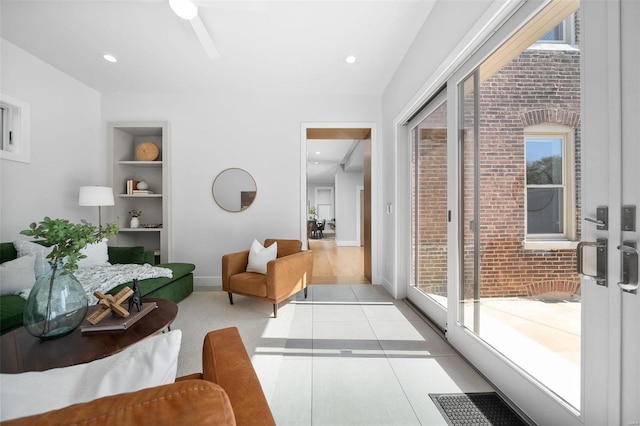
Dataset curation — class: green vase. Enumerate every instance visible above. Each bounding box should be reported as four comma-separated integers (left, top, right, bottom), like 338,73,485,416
23,261,88,339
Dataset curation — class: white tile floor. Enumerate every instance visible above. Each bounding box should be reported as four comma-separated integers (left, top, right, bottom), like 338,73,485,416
231,285,495,425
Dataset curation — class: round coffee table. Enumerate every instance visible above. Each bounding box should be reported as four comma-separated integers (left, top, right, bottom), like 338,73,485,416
0,298,177,373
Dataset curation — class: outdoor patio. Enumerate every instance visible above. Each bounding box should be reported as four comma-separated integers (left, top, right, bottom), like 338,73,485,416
427,292,581,409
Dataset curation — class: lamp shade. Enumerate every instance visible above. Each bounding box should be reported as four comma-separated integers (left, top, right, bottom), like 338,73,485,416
79,186,115,206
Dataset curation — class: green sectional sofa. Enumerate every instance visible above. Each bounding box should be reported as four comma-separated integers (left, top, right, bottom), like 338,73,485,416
0,242,194,335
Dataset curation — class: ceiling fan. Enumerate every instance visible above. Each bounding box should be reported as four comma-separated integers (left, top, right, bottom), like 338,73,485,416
169,0,220,59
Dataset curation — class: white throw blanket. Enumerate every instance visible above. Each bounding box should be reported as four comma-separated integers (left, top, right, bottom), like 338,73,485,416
20,264,173,305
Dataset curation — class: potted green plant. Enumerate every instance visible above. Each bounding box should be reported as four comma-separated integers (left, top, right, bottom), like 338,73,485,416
308,206,317,221
20,217,118,338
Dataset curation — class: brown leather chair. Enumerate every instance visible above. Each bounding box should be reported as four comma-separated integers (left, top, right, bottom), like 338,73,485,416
5,327,275,426
222,239,314,317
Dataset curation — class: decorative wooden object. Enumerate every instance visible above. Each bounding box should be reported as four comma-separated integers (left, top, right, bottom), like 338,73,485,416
135,141,159,161
86,287,134,325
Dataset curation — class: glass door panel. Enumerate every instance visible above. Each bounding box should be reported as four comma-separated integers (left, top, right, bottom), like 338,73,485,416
410,97,448,322
460,71,478,334
457,9,582,410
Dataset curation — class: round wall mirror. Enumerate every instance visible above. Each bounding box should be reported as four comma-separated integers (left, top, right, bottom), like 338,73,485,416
212,168,257,212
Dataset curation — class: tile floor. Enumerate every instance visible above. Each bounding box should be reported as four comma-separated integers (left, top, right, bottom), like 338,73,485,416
175,285,494,425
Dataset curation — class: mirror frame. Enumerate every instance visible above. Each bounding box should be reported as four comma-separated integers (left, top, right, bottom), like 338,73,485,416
212,168,257,212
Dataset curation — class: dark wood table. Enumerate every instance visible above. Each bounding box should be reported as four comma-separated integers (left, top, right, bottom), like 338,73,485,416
0,298,178,373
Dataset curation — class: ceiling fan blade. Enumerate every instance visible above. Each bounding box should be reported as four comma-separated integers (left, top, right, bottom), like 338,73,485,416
190,15,220,59
197,1,269,13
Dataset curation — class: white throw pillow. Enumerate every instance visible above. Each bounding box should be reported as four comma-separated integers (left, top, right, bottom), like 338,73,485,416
77,239,110,269
0,254,36,296
13,240,54,277
0,329,182,422
246,239,277,274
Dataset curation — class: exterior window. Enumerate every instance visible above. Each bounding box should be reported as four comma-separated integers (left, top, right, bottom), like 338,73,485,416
533,14,575,46
525,126,575,241
0,94,31,164
540,22,565,42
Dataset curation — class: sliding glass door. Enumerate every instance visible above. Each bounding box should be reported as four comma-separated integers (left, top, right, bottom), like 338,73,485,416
404,0,639,423
456,3,583,411
408,91,448,329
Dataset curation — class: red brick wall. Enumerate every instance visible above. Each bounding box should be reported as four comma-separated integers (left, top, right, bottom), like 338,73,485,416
474,47,581,297
414,127,447,295
414,44,582,298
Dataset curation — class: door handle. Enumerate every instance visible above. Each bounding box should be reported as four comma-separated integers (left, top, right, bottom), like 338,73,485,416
577,238,608,287
584,206,608,230
617,242,638,294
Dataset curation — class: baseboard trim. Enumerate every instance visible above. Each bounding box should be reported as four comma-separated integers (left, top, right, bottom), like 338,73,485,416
335,240,361,247
194,276,221,292
380,276,398,299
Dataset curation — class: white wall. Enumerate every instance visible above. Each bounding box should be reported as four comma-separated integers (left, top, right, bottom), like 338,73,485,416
102,92,380,287
0,39,104,241
334,167,362,246
343,139,364,172
380,0,507,296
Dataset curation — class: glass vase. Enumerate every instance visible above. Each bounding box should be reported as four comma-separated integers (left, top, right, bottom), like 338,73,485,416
23,261,88,339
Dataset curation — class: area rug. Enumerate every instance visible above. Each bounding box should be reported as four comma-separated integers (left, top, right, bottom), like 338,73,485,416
430,392,529,426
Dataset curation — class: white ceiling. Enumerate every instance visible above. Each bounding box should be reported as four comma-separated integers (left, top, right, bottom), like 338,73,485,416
1,0,499,186
306,139,360,184
0,0,437,95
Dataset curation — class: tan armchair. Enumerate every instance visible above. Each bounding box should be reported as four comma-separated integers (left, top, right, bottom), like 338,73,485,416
5,327,275,426
222,239,314,318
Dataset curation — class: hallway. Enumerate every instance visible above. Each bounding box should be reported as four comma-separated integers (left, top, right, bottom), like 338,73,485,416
308,239,368,284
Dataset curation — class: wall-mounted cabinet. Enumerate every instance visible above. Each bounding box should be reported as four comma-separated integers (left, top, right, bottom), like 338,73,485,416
109,121,170,263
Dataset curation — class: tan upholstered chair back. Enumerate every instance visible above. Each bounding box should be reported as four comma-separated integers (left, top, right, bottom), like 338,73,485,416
264,239,302,258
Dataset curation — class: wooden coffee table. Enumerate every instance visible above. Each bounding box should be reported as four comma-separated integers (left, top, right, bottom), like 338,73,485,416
0,298,178,373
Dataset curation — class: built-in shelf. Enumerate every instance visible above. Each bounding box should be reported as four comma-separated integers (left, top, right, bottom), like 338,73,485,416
110,121,170,263
118,194,163,198
118,161,163,167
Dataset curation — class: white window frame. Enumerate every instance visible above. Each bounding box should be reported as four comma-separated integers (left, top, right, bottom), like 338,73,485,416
0,94,31,164
531,14,578,51
523,124,576,250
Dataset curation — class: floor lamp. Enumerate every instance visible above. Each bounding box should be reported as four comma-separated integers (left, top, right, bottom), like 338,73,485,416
79,186,115,228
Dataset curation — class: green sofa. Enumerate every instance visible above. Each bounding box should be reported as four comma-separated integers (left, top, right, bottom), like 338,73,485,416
0,242,195,335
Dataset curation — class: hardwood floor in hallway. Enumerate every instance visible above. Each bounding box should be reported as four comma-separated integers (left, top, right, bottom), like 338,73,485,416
308,239,369,284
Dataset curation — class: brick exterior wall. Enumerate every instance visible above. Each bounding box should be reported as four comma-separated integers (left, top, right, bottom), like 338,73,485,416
475,46,581,298
415,35,581,299
413,126,447,296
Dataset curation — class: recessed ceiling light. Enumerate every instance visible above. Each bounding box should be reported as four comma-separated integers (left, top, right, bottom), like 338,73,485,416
314,161,319,165
345,55,357,64
169,0,198,20
103,54,118,63
315,151,321,155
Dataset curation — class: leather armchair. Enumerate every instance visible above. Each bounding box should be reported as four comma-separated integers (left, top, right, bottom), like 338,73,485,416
4,327,275,426
222,239,314,317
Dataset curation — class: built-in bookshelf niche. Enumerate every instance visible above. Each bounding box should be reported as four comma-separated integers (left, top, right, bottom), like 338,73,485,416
110,121,170,263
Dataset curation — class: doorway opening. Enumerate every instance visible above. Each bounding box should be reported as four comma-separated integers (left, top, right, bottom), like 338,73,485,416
302,126,372,284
